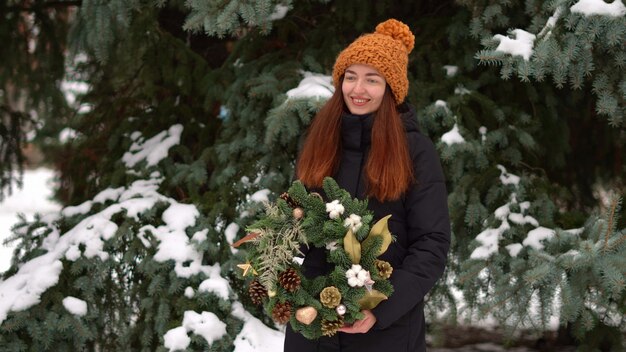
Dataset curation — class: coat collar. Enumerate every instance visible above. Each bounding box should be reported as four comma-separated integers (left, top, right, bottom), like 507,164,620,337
341,112,373,151
340,103,418,152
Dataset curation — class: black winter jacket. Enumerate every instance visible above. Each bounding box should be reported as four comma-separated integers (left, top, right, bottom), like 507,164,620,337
285,104,451,352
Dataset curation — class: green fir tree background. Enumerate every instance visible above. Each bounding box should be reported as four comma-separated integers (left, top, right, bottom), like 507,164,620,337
0,0,624,350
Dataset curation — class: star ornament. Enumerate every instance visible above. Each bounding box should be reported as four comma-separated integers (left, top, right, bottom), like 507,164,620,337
237,261,258,277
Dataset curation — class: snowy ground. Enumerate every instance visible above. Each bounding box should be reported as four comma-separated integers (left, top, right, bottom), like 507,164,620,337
0,168,60,273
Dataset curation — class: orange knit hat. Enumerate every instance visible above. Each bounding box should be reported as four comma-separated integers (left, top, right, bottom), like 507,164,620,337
332,19,415,104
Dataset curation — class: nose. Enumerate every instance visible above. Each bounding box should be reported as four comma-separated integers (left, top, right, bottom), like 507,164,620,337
353,79,365,93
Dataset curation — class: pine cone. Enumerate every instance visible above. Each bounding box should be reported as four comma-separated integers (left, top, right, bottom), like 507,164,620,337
321,317,344,337
376,260,393,280
248,279,268,305
279,192,299,208
272,301,292,324
278,267,301,293
320,286,342,308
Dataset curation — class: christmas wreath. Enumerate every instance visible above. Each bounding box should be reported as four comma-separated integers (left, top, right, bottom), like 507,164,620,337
234,178,394,339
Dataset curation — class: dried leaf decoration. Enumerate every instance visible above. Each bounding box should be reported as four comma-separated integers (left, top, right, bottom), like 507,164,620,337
357,289,388,310
343,229,361,264
362,215,392,256
232,232,260,248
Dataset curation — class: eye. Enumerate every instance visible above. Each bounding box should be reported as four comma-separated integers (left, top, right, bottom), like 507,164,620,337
345,75,356,81
367,78,380,84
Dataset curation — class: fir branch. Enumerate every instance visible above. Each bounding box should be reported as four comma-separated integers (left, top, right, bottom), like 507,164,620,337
458,263,488,285
609,232,626,251
251,203,307,290
482,281,528,316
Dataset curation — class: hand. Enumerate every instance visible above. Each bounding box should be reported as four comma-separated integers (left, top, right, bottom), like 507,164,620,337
337,310,376,334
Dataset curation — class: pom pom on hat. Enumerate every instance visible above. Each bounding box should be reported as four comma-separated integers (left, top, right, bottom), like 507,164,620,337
375,19,415,53
332,19,415,104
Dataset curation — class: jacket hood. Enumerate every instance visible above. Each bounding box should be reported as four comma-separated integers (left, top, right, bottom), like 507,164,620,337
398,102,420,134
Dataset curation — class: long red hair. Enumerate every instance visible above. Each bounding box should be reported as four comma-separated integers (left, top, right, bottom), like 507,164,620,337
296,82,414,201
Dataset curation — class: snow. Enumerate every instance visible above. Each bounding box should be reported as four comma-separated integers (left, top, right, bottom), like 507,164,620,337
185,287,195,298
164,311,227,351
163,326,190,351
61,200,93,217
65,245,81,261
522,227,556,251
474,192,558,258
59,128,79,143
232,302,284,352
566,227,584,235
224,223,239,244
62,296,87,316
191,229,208,243
93,187,124,204
455,85,471,95
497,165,520,186
145,206,227,280
471,165,544,260
198,263,231,301
435,100,450,111
441,124,465,145
491,0,624,63
470,223,509,260
0,168,60,273
443,65,458,77
225,222,240,254
62,186,136,217
286,72,334,99
122,124,183,168
493,29,536,61
508,212,539,227
0,126,192,324
571,0,626,17
249,189,270,203
61,80,89,105
163,203,199,231
182,311,227,346
538,7,564,38
0,259,63,322
437,101,465,145
269,4,289,20
479,126,487,143
506,243,523,257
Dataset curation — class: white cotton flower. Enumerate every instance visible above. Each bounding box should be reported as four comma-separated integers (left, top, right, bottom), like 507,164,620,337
346,265,367,287
348,277,360,287
344,214,362,232
346,269,356,279
358,271,373,287
326,200,345,219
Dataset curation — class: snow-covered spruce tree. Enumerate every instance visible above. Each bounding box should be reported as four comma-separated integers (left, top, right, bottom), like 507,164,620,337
0,4,267,351
450,0,626,346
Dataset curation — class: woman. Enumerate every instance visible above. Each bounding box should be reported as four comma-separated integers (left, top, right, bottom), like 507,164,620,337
286,19,450,351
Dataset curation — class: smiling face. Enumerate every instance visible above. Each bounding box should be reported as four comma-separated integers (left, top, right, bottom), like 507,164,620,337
342,64,387,115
